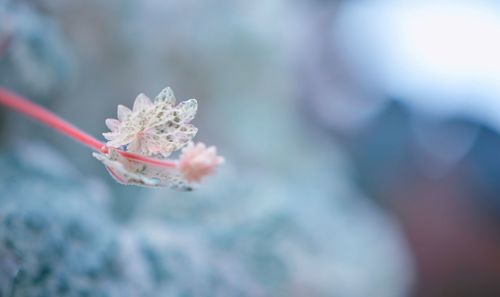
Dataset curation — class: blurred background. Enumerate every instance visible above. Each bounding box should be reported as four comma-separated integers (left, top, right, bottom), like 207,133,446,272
1,0,500,296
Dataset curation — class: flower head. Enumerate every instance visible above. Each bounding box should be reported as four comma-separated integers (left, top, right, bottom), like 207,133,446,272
93,86,224,191
179,142,225,183
103,87,198,157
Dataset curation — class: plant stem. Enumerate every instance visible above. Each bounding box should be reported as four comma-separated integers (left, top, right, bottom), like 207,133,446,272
0,87,177,168
0,88,104,151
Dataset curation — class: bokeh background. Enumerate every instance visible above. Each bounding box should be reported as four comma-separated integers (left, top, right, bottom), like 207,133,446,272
1,0,500,296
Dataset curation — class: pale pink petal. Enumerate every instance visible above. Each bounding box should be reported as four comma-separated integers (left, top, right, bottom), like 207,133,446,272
133,93,152,112
117,105,132,121
127,139,150,156
105,118,121,132
103,132,117,140
106,133,136,148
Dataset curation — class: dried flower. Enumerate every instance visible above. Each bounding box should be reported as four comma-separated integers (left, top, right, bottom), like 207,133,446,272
103,87,198,157
179,142,225,183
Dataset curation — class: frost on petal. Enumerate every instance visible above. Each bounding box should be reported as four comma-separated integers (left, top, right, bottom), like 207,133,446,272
173,124,198,147
155,87,176,105
93,149,195,191
146,116,198,156
151,123,198,154
117,105,132,121
133,93,152,112
176,99,198,123
105,118,121,132
142,133,167,155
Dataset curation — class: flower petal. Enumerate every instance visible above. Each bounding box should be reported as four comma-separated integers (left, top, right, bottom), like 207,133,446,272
103,132,117,140
133,93,152,112
92,149,194,190
175,124,198,143
155,87,176,105
117,105,132,121
93,151,160,187
106,133,136,148
153,124,198,153
105,118,121,132
176,99,198,123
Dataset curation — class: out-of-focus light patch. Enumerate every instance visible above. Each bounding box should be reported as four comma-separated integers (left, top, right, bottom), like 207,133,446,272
413,120,479,178
334,1,500,130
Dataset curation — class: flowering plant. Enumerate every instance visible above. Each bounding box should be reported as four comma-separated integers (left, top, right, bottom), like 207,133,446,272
0,87,224,191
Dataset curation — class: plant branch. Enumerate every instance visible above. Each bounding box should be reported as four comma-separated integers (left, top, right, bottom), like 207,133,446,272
0,87,177,168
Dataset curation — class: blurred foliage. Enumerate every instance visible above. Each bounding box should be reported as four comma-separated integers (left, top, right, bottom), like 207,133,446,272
0,1,412,296
0,0,72,102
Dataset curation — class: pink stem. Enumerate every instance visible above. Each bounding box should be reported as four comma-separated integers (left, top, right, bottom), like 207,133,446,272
119,150,177,167
0,87,177,168
0,88,103,151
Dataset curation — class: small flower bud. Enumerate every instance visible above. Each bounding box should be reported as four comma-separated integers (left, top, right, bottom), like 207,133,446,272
179,142,225,183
